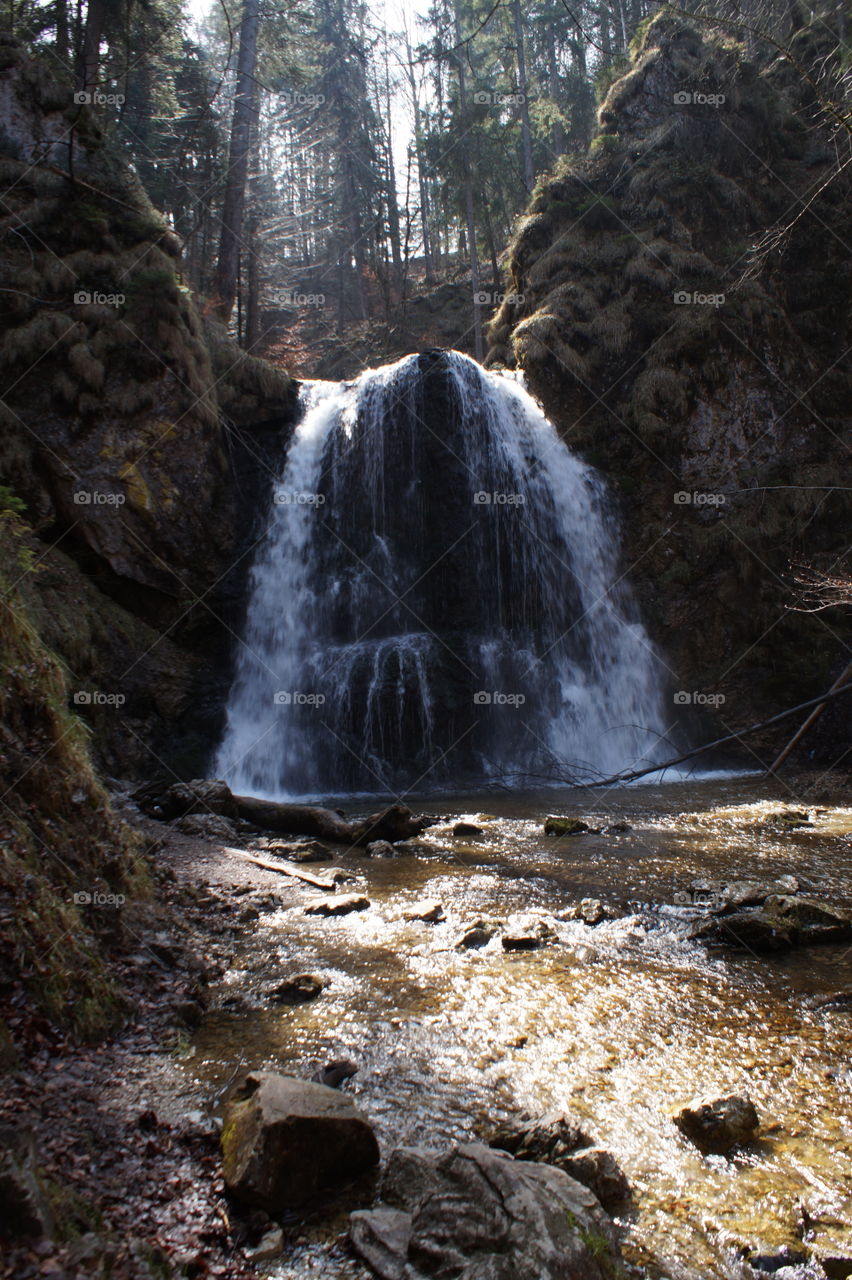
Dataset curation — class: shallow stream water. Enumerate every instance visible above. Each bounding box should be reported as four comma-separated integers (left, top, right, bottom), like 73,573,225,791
181,776,852,1279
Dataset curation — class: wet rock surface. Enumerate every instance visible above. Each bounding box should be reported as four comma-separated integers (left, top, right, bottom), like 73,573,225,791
673,1094,759,1155
349,1142,623,1280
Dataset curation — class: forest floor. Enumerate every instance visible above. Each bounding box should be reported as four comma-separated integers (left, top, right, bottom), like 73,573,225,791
0,817,298,1280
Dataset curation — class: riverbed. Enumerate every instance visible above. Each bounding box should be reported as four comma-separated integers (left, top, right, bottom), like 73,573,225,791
171,775,852,1279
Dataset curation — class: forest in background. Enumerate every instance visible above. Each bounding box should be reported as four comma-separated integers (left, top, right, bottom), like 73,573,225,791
6,0,848,367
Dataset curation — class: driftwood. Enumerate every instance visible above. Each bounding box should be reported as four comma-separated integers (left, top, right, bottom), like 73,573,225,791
588,682,852,788
227,848,339,890
230,796,431,845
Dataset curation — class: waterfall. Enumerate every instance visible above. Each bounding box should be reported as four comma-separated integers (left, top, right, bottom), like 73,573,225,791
215,350,671,798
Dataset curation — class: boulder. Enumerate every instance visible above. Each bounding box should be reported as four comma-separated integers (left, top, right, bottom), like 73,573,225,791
0,1123,54,1239
268,973,325,1005
304,893,370,917
221,1072,379,1210
365,841,397,858
544,816,590,836
403,899,445,924
453,822,484,837
266,840,332,863
489,1113,593,1162
673,1094,759,1154
693,896,852,951
175,813,239,840
502,913,555,951
349,1142,622,1280
456,921,497,950
559,1147,630,1207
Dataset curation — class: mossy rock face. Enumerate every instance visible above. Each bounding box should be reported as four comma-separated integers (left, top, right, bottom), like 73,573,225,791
487,7,852,747
221,1072,380,1211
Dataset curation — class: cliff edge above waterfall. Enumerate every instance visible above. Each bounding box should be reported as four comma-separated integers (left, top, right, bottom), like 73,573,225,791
487,10,851,754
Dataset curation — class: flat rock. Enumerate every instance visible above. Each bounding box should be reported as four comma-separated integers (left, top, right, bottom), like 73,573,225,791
403,898,445,923
350,1142,622,1280
502,913,555,951
222,1071,379,1209
673,1093,759,1155
304,893,370,917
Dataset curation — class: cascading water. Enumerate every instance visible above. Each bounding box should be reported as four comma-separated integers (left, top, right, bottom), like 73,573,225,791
215,350,671,798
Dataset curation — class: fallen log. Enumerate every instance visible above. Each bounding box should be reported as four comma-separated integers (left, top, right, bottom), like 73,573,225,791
230,796,432,845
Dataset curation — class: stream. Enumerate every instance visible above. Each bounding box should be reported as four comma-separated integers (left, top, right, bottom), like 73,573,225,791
168,776,852,1279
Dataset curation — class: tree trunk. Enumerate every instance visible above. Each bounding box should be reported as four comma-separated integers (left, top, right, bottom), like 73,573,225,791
214,0,260,324
245,213,261,350
454,2,483,361
77,0,107,93
510,0,534,193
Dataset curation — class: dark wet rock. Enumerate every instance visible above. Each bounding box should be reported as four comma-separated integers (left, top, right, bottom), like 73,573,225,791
403,899,445,923
365,840,397,858
350,1141,622,1280
805,990,852,1011
310,1059,358,1088
174,812,239,840
750,1247,810,1274
137,778,238,821
673,1094,759,1154
246,1227,285,1261
304,893,370,917
0,1123,54,1238
544,816,591,836
350,1207,411,1280
502,913,555,951
720,876,799,908
172,998,205,1028
221,1071,378,1210
264,839,332,863
453,821,484,837
559,1147,630,1207
489,1112,592,1162
268,973,325,1005
692,896,852,951
762,809,814,830
456,921,498,949
604,821,632,834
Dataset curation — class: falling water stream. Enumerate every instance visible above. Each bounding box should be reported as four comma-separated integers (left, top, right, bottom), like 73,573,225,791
216,350,671,797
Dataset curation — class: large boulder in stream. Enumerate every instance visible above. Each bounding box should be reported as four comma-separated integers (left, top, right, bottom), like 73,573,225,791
349,1142,622,1280
488,1113,630,1207
221,1072,379,1210
690,895,852,952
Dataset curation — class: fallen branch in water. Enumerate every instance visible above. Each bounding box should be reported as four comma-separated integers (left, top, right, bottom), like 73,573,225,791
587,682,852,788
228,849,340,890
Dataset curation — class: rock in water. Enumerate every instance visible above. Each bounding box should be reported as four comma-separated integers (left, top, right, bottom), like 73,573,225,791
673,1094,759,1155
544,816,591,836
221,1072,379,1209
304,893,370,917
267,973,325,1005
349,1142,622,1280
502,913,555,951
403,899,445,923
